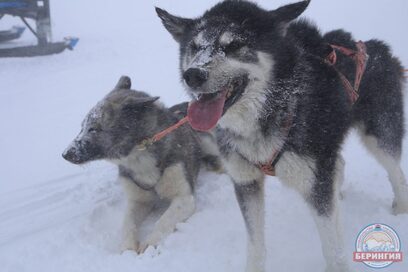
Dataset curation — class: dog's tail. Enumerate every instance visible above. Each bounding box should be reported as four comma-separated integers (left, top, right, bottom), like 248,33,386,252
365,39,405,84
352,39,405,158
288,19,328,57
323,29,356,49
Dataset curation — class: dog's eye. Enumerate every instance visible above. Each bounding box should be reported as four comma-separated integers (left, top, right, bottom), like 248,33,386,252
224,40,244,54
88,127,101,133
190,42,200,52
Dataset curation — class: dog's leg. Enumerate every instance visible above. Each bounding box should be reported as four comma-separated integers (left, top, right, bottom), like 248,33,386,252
235,180,265,272
337,155,346,200
138,195,195,253
276,153,349,272
140,163,195,253
309,203,349,272
199,132,225,173
360,134,408,214
310,157,349,272
224,152,265,272
120,176,155,252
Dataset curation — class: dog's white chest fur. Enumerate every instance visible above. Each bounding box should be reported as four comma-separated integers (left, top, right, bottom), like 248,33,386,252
232,131,284,164
114,148,161,189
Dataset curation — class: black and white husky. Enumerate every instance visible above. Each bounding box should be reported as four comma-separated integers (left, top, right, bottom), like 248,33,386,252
156,1,407,271
62,76,220,253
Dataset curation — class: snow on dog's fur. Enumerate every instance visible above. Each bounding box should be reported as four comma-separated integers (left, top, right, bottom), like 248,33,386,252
62,76,221,253
156,1,407,271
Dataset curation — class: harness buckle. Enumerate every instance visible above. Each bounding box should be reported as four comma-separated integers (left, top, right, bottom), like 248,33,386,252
136,138,154,151
260,163,276,176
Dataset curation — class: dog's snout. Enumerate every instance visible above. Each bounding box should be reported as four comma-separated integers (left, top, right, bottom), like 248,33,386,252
183,68,208,88
62,143,83,164
62,147,76,162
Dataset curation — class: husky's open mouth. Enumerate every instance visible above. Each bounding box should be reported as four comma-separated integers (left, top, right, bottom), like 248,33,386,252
187,76,249,131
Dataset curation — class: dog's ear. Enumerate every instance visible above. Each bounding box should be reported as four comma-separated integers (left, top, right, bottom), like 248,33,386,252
115,76,132,90
270,0,310,34
121,96,160,115
155,7,193,43
123,96,160,107
136,96,160,105
271,0,310,22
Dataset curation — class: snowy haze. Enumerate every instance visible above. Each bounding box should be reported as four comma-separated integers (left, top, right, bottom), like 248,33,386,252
0,0,407,271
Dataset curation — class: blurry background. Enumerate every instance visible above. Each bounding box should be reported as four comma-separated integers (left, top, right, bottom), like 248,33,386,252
0,1,407,271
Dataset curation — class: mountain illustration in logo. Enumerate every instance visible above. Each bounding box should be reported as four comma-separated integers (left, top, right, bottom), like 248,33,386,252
363,232,395,252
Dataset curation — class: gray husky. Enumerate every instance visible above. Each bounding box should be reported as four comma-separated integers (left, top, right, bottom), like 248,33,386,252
156,0,407,271
62,76,219,253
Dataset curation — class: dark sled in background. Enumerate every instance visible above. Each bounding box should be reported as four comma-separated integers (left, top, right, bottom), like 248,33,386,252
0,0,78,57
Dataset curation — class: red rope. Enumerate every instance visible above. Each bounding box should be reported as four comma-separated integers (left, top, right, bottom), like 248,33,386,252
151,116,189,143
136,117,190,150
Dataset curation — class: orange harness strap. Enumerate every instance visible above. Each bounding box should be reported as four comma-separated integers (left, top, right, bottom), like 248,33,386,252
136,117,189,150
152,117,189,142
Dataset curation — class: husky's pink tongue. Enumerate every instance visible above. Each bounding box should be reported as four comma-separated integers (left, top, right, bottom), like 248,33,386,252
187,90,227,132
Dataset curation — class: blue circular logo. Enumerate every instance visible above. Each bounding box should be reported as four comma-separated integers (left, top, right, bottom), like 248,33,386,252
353,223,403,268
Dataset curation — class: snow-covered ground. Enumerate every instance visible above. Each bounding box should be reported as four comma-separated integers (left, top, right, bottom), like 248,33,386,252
1,0,407,271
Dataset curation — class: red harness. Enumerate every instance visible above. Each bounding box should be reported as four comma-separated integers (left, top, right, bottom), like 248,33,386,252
259,41,370,176
138,42,372,176
258,113,293,176
325,41,369,103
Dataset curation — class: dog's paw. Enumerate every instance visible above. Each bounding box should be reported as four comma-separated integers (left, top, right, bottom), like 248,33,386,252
120,240,140,253
325,262,351,272
245,258,265,272
245,264,265,272
136,242,149,255
392,200,408,215
136,234,162,255
136,242,159,255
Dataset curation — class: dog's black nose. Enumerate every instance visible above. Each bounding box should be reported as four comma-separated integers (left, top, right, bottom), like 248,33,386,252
62,147,83,164
183,68,208,88
62,147,76,162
